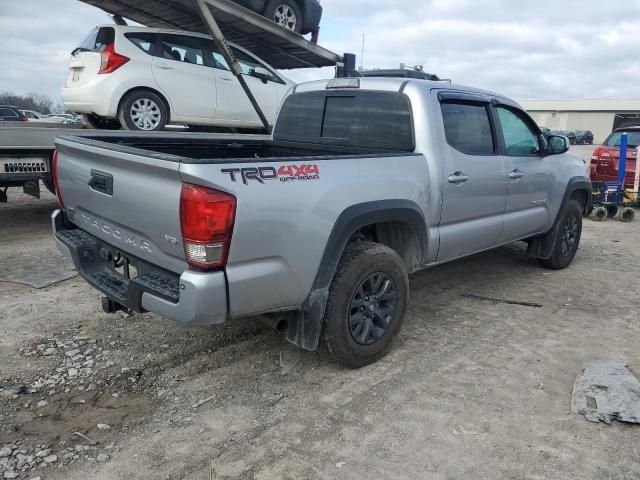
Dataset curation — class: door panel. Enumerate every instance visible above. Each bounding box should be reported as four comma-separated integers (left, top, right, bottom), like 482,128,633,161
495,106,555,241
437,101,509,261
151,34,216,119
208,45,279,125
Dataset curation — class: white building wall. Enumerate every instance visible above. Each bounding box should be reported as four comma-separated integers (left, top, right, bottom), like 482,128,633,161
527,111,615,144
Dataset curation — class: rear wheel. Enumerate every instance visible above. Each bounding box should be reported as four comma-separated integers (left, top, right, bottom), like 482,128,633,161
539,200,583,270
119,90,168,131
83,113,121,130
619,207,635,223
321,241,409,368
264,0,303,33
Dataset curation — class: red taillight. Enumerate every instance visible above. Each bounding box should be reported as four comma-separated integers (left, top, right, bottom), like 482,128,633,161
52,149,64,208
98,43,129,74
180,184,236,270
21,116,28,122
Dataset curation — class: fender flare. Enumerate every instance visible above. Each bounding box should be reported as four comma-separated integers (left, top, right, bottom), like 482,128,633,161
285,200,428,351
528,176,592,260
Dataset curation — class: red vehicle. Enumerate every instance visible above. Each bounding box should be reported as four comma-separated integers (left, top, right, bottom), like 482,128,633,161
590,127,640,185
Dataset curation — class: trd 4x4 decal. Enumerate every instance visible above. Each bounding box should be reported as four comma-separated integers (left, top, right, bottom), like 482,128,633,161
221,164,320,185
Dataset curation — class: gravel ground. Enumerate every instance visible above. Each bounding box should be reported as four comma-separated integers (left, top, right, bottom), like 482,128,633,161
1,183,640,480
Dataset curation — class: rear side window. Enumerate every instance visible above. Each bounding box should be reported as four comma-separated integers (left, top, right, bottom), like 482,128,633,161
77,27,114,52
605,131,640,148
441,102,494,155
125,32,156,55
274,91,414,151
158,34,204,65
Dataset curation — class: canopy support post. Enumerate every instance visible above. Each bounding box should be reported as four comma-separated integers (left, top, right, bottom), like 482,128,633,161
192,0,272,134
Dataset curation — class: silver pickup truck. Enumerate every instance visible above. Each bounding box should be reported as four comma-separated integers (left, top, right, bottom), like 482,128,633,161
52,77,591,367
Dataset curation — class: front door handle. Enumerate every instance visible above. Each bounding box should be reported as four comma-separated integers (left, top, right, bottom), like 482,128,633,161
219,76,234,82
448,172,470,184
509,169,524,180
156,62,173,70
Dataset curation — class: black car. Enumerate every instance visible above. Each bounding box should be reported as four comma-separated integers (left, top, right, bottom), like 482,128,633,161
0,105,27,122
539,126,551,137
574,130,594,145
551,130,577,145
233,0,322,34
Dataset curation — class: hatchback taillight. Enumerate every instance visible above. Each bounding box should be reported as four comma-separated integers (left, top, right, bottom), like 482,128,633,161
99,43,129,74
180,184,236,270
52,149,64,208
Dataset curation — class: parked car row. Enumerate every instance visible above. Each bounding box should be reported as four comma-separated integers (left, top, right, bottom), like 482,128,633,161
19,110,83,124
539,127,594,145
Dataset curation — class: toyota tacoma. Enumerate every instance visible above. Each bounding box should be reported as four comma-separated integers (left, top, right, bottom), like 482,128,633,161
52,77,591,367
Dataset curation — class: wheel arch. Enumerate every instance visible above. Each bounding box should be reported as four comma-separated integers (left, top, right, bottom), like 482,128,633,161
528,176,592,260
117,86,172,124
284,200,428,352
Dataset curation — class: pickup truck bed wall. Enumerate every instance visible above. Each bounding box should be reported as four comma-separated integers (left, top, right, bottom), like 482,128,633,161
53,78,591,359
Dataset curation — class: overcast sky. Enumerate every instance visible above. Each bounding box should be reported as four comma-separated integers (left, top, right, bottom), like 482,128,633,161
3,0,640,104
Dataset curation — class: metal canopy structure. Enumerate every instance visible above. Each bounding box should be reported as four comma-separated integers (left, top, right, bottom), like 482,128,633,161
79,0,342,69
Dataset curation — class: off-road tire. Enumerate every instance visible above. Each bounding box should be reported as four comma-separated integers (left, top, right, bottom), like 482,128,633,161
119,90,168,131
540,199,583,270
320,241,409,368
264,0,303,33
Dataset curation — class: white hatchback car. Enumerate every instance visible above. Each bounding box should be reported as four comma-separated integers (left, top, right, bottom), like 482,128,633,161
62,25,295,131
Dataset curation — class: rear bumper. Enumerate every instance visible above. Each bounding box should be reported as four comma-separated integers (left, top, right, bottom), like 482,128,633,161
62,74,125,118
52,209,228,325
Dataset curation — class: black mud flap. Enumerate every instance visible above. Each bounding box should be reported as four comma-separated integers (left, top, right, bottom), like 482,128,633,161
23,180,40,199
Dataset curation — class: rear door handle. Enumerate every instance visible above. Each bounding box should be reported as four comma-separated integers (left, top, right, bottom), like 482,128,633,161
509,169,524,180
448,172,470,184
156,62,173,70
219,76,234,82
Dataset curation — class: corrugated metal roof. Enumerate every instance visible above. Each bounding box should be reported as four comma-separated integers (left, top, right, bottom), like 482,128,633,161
519,99,640,112
78,0,341,69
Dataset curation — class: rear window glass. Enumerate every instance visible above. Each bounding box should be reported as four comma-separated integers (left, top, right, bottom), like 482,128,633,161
78,27,114,52
125,32,155,55
605,131,640,148
274,91,414,151
441,102,494,155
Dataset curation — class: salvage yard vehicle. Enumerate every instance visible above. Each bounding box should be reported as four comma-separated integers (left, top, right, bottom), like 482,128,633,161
590,127,640,184
63,25,294,131
52,77,592,367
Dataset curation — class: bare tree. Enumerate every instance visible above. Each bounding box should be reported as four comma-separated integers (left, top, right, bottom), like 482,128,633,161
0,91,55,114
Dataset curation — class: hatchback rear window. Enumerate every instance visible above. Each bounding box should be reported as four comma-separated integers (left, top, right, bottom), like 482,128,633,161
77,27,115,52
605,131,640,148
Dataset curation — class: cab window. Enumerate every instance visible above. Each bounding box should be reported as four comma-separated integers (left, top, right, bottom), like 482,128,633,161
496,106,540,155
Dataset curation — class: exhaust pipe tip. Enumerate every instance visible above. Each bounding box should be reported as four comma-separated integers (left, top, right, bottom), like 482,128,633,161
258,315,288,333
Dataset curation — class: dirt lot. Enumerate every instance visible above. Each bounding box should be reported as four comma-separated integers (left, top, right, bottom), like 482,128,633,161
1,185,640,480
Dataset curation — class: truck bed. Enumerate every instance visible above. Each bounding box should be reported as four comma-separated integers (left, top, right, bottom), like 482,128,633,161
59,133,406,163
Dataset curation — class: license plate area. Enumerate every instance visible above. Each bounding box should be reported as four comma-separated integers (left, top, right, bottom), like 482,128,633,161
72,68,83,82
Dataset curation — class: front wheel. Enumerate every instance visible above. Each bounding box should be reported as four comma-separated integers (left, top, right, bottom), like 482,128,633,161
321,242,409,368
119,90,168,131
539,199,583,270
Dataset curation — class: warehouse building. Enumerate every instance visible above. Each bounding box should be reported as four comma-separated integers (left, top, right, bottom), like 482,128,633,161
518,99,640,144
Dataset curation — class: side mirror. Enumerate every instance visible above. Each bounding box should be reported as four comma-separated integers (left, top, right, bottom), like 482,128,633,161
249,67,270,84
546,134,569,155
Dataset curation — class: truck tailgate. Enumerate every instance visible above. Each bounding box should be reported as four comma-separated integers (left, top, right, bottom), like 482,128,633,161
55,137,187,274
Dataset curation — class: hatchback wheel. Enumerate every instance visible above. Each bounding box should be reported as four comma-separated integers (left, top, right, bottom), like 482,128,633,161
119,90,168,131
264,0,303,33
